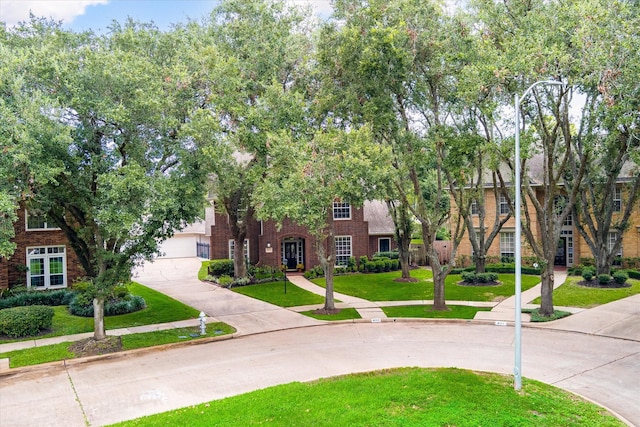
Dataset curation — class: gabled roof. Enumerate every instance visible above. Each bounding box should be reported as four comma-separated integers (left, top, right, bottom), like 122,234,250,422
363,200,395,235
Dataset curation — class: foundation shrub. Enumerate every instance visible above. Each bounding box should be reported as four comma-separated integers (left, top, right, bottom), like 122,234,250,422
613,271,628,285
0,305,54,337
207,259,235,277
0,289,75,309
597,274,612,286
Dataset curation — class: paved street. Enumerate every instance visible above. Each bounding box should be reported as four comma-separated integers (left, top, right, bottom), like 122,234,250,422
1,258,638,426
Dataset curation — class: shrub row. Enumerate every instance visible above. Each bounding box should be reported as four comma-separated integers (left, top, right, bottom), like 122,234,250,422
581,268,629,285
452,263,541,275
68,295,146,317
0,305,54,338
373,251,400,260
461,272,499,283
207,259,235,277
0,289,76,310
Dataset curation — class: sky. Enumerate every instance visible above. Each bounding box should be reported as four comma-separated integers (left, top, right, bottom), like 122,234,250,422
0,0,333,32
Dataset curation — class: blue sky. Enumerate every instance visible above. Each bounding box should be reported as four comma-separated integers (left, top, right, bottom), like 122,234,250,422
0,0,333,32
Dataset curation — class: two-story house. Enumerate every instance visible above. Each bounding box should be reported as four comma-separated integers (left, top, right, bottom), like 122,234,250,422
207,200,397,270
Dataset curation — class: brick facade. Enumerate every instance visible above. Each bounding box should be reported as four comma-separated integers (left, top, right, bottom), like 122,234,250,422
455,185,640,267
209,204,396,270
0,208,86,289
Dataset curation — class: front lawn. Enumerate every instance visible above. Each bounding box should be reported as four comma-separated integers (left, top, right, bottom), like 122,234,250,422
312,270,540,302
109,367,624,427
533,276,640,308
231,281,326,307
0,282,200,343
382,304,492,319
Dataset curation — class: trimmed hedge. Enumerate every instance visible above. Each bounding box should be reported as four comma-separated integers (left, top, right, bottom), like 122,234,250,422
0,289,76,310
0,305,54,338
68,295,146,317
613,271,628,285
207,259,235,277
461,272,499,284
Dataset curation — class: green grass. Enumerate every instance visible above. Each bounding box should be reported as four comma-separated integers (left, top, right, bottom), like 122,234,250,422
300,308,361,321
197,261,209,281
526,308,572,322
533,276,640,308
0,282,200,343
0,323,235,368
312,269,540,302
231,281,325,307
109,367,624,427
382,304,492,319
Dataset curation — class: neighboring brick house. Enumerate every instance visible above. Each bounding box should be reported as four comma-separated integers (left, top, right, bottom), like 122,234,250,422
455,161,640,268
0,207,85,290
208,200,397,270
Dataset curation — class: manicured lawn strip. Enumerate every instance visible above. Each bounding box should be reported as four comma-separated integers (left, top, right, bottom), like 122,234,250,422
198,261,209,281
109,367,624,427
0,282,200,343
312,270,540,302
231,281,325,307
121,323,235,350
0,342,74,367
382,305,492,319
0,324,235,368
532,277,640,308
300,308,361,321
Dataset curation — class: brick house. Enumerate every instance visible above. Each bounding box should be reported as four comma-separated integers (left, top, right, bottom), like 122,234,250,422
455,162,640,268
207,200,397,270
0,207,85,290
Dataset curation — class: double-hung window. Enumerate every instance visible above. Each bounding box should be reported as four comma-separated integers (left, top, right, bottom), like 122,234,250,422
500,232,515,262
229,239,249,260
613,188,621,212
335,236,352,267
499,195,510,215
333,202,351,220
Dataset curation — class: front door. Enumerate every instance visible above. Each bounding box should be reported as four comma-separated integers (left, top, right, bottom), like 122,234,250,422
554,237,566,266
285,241,298,269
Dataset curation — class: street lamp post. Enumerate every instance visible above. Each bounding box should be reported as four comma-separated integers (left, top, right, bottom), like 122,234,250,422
513,80,562,391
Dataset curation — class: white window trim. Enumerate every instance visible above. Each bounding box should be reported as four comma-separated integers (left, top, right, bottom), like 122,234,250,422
607,232,622,257
499,195,510,215
26,245,67,289
25,209,60,231
333,202,352,220
378,237,391,253
613,187,622,213
335,235,352,267
500,232,515,259
228,239,249,260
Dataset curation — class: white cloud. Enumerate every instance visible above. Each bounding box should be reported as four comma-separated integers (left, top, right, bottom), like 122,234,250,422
0,0,108,27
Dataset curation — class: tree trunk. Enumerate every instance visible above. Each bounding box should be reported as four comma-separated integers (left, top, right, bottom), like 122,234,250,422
430,251,448,311
475,255,486,274
93,297,106,340
538,263,555,317
233,236,247,279
400,249,411,278
595,248,611,276
324,261,335,311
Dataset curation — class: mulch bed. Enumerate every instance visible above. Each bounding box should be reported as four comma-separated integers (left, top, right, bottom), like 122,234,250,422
68,336,123,358
457,281,500,287
577,281,631,289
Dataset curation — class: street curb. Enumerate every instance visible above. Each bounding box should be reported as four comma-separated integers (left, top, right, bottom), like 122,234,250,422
0,332,237,378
